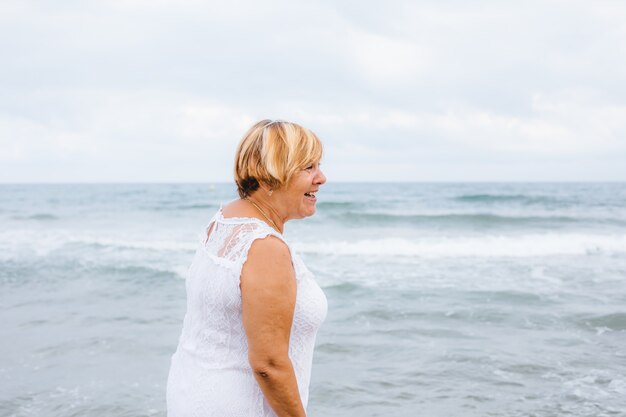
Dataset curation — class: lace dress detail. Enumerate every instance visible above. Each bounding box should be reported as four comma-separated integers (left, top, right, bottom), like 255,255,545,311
166,209,328,417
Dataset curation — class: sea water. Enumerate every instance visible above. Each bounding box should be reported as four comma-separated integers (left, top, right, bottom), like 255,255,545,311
1,183,625,417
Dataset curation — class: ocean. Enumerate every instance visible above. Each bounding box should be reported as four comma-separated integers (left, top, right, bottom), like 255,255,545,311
1,182,625,417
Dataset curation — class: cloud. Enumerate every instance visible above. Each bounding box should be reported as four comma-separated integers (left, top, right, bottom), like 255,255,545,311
414,88,626,155
1,0,626,181
344,28,432,88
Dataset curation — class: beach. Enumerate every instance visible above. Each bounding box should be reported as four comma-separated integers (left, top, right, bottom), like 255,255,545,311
1,182,625,416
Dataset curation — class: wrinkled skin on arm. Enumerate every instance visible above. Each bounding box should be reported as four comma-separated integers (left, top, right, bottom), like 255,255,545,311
241,236,306,417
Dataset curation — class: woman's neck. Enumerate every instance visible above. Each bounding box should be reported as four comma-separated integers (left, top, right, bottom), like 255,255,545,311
244,195,285,233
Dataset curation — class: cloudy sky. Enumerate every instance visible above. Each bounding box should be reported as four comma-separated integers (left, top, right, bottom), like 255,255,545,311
2,0,625,182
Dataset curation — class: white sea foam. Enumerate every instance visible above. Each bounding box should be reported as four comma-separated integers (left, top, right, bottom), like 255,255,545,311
3,229,625,260
293,233,626,258
0,229,197,260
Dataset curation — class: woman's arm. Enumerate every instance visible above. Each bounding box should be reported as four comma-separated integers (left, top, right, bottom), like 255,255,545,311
240,236,306,417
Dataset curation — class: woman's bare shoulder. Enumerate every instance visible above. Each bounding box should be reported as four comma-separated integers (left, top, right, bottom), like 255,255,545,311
242,235,294,287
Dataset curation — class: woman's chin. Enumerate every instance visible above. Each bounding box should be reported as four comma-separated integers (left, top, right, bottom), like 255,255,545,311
299,206,317,219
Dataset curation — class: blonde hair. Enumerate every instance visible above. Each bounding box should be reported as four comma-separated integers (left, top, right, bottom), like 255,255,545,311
234,119,323,198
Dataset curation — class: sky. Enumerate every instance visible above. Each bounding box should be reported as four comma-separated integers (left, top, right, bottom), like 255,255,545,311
1,0,626,183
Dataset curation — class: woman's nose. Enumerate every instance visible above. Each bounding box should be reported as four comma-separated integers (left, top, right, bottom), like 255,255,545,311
316,168,327,185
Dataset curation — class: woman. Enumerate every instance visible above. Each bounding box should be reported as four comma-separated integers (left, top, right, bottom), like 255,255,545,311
167,119,328,417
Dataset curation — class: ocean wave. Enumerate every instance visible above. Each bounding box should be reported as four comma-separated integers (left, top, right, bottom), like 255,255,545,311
293,233,626,258
454,194,564,205
316,201,358,209
576,312,626,331
0,230,197,261
66,236,197,253
89,263,185,283
3,229,625,261
331,211,595,227
145,203,217,211
11,213,59,221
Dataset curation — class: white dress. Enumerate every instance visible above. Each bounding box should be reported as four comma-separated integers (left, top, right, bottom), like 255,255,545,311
166,208,328,417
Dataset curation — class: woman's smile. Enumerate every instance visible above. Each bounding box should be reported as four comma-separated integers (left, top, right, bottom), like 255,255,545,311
304,190,318,202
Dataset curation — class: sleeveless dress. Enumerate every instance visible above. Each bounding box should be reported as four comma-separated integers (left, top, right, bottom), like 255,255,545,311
166,208,328,417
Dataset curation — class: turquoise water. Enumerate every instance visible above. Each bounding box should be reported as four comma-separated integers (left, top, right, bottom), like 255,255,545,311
1,183,625,416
